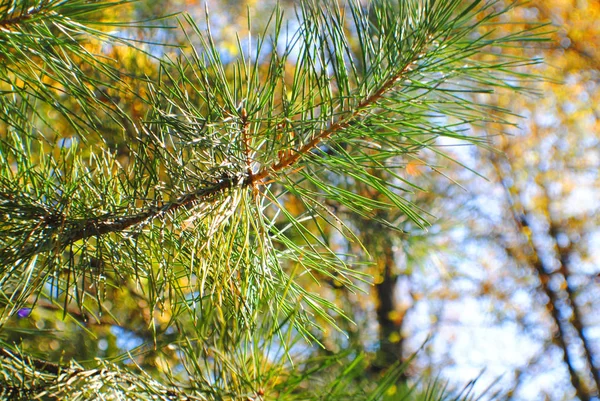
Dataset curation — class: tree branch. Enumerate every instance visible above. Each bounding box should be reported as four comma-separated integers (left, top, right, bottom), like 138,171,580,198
4,55,420,264
251,61,416,183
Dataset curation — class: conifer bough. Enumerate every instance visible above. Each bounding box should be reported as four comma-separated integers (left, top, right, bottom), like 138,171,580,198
0,0,545,399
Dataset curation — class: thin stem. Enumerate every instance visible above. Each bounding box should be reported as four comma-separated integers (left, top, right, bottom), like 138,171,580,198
240,107,253,179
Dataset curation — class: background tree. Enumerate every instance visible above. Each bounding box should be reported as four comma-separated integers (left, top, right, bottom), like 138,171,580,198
0,0,545,399
374,2,599,399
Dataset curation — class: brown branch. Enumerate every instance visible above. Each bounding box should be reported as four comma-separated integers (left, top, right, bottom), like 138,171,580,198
66,182,231,240
250,63,414,183
0,176,236,265
240,107,253,179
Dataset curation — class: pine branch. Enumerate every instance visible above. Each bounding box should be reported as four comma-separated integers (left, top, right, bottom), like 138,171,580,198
251,58,418,183
1,52,422,264
0,1,550,398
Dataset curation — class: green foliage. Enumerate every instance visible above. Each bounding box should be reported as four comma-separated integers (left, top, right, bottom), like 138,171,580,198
0,0,545,399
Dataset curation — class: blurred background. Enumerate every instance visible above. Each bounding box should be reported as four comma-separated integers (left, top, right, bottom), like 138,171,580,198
5,1,599,400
